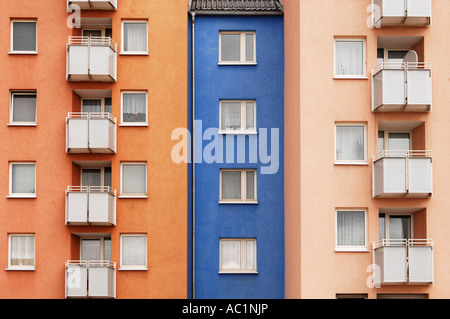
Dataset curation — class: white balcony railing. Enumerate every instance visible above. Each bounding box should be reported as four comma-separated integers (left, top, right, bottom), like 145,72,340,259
373,239,433,285
65,260,116,298
65,186,116,226
373,150,432,198
372,62,431,112
67,0,117,11
66,112,116,154
66,36,117,82
372,0,431,27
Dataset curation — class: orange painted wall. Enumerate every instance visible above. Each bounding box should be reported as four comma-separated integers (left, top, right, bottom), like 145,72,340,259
284,0,450,298
0,0,188,298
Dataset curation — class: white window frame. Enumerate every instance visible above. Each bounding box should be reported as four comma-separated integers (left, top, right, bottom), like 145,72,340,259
8,162,36,198
334,38,366,79
8,234,35,271
120,20,148,55
219,238,257,274
219,31,256,65
9,91,37,126
219,100,257,134
119,234,148,270
335,209,368,252
10,19,38,54
119,162,147,198
335,123,367,165
219,169,257,204
120,91,148,126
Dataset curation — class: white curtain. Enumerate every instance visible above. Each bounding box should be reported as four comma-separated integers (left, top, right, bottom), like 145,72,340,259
12,164,35,194
245,33,254,62
337,211,365,246
246,102,255,130
245,240,255,270
222,171,241,200
246,171,255,200
221,240,241,270
221,102,241,131
221,34,240,62
388,133,410,151
122,236,146,266
10,236,34,266
123,93,146,122
12,94,36,122
81,239,101,261
336,126,364,161
335,41,363,76
124,23,147,52
122,164,146,194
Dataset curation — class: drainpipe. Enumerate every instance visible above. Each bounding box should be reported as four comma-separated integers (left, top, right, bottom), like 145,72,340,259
190,9,196,300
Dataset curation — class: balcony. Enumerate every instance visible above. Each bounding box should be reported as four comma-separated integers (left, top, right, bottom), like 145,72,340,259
66,36,117,82
372,0,431,27
65,260,116,298
372,62,431,112
67,0,117,10
373,150,432,198
65,186,116,226
373,239,433,285
66,112,116,153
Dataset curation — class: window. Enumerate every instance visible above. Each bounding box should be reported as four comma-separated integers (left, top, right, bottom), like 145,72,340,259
120,163,147,197
121,92,148,125
219,101,256,134
336,210,368,251
120,234,147,270
220,169,257,203
10,20,37,53
10,91,37,125
82,97,112,114
335,124,366,163
9,163,36,197
81,167,111,187
121,21,148,54
219,238,257,274
334,39,365,77
219,32,256,64
8,234,35,270
379,213,412,241
81,237,111,261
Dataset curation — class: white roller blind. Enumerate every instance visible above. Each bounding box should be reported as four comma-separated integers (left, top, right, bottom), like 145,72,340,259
11,163,35,194
12,94,36,123
122,164,146,194
122,235,146,266
221,33,240,62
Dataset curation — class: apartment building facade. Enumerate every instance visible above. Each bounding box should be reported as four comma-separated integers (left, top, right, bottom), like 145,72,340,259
284,0,450,299
0,0,188,298
188,0,285,299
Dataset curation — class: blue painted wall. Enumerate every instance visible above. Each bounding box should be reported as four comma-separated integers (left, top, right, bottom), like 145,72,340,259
190,14,284,299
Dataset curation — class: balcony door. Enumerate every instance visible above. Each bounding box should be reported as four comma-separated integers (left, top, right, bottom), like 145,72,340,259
379,213,412,241
81,167,111,187
81,237,111,261
378,131,411,151
82,98,112,114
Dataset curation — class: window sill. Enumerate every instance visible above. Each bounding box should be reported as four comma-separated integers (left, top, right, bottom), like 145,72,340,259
218,62,257,66
119,52,149,56
8,51,38,55
218,131,257,135
7,123,37,127
118,266,148,271
333,76,368,80
334,161,369,166
335,248,370,253
5,267,35,271
118,195,148,199
218,270,258,274
219,201,258,204
119,123,148,127
7,195,36,199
